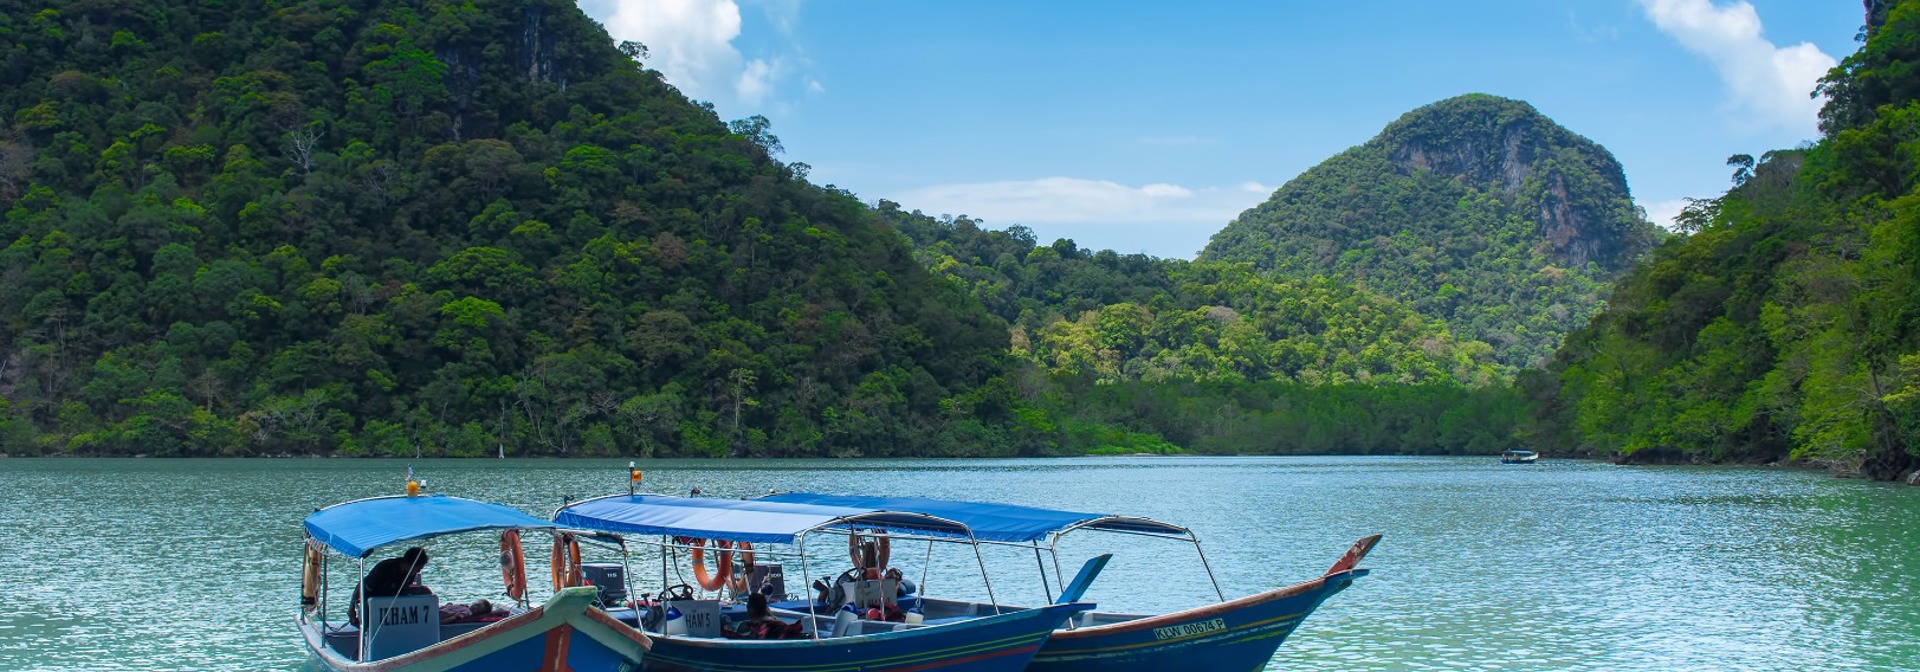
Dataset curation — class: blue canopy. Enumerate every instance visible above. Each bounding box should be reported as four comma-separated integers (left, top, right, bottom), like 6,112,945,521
305,495,551,558
552,494,975,545
757,493,1191,544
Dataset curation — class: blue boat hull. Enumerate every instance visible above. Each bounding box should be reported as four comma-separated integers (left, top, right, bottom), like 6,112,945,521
635,602,1090,672
1025,569,1366,672
300,587,649,672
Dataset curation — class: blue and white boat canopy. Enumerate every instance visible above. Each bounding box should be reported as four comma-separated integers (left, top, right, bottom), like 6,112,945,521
304,494,552,558
552,494,976,545
757,493,1192,544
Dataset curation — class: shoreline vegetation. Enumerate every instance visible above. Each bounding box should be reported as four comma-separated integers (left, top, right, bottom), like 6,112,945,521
1,0,1916,482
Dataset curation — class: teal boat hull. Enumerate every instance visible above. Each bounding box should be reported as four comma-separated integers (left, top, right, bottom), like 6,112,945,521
299,586,649,672
1025,569,1365,672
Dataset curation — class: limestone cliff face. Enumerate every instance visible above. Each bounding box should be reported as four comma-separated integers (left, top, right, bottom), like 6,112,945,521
1199,93,1660,367
1371,94,1638,269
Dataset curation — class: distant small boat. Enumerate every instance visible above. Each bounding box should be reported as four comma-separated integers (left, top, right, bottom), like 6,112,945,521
1501,449,1540,464
298,493,648,671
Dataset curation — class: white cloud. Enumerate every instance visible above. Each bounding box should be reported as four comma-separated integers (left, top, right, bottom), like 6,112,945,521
895,177,1260,227
1641,198,1690,230
737,58,785,105
1238,181,1272,194
1638,0,1836,134
806,78,825,95
602,0,745,104
1139,183,1193,198
596,0,810,113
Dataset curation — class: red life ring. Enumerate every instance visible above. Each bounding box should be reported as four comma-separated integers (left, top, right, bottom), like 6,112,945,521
551,533,583,591
690,539,733,592
500,530,528,602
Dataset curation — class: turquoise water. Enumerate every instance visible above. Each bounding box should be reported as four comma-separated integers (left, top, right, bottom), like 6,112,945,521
0,456,1915,671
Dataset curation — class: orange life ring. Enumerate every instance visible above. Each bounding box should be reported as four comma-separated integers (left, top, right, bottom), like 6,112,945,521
500,530,528,603
848,531,890,572
726,542,756,594
689,539,733,592
551,533,583,591
301,541,322,608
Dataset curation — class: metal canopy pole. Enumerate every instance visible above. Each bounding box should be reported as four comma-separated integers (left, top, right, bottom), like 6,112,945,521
798,531,818,640
969,530,1001,615
356,556,367,662
1031,544,1054,604
1190,531,1226,602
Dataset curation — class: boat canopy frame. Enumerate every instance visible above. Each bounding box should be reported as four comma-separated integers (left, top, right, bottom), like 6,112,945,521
550,493,1011,637
756,492,1226,604
301,494,559,663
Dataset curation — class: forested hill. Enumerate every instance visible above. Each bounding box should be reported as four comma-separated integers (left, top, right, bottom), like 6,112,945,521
1201,94,1661,368
883,203,1526,455
1527,0,1920,481
884,203,1503,387
0,0,1025,457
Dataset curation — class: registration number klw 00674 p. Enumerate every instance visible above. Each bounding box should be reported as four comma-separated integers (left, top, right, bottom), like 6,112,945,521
1152,618,1226,640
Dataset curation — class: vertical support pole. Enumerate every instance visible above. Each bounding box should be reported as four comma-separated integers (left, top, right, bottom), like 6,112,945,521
1191,532,1226,602
1032,545,1055,604
969,532,1001,615
356,557,367,662
799,532,818,640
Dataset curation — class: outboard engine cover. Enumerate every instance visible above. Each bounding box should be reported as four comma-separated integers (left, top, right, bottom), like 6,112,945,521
743,563,786,600
581,562,627,606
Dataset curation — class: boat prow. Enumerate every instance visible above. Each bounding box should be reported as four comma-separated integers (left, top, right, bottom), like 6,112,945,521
300,586,649,672
1027,568,1367,672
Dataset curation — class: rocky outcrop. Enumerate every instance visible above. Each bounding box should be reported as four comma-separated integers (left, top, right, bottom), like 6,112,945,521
1199,93,1660,368
1373,95,1639,270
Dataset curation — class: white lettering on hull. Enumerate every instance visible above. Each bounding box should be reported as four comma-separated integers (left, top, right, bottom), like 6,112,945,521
1152,618,1226,640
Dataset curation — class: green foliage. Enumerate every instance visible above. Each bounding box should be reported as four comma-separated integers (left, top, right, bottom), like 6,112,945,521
0,0,1028,458
886,204,1505,387
885,201,1522,455
1200,94,1661,368
1537,2,1920,479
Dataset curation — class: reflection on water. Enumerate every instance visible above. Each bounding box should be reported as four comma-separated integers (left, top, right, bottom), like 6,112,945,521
0,456,1914,671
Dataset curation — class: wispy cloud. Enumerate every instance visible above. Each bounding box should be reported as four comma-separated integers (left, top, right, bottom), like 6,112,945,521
1566,9,1620,43
1637,0,1835,135
894,177,1264,231
1641,198,1690,231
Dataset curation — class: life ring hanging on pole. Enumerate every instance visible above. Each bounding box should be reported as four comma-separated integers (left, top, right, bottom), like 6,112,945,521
300,539,322,609
500,529,529,604
689,538,733,592
848,530,890,578
726,542,756,595
551,533,583,592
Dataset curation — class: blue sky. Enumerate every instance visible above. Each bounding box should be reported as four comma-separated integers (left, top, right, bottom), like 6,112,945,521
574,0,1865,259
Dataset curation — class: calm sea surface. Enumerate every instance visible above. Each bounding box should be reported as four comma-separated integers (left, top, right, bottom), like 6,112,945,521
0,456,1915,671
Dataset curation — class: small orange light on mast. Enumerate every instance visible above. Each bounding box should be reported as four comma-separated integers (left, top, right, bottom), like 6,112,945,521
628,461,642,496
406,466,421,497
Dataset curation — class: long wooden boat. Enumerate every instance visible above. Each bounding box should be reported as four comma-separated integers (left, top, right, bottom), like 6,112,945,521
758,493,1380,672
1501,450,1540,464
551,493,1100,672
298,493,649,671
